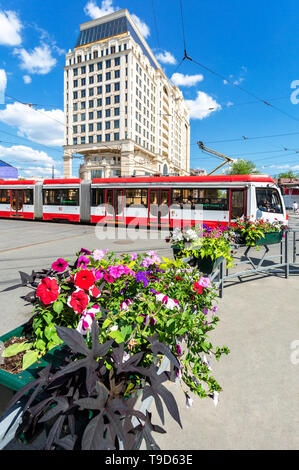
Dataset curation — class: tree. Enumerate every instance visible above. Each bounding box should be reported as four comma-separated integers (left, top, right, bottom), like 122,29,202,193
275,170,298,179
226,159,260,175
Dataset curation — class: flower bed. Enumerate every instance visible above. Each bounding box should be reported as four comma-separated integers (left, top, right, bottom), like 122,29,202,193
1,248,229,450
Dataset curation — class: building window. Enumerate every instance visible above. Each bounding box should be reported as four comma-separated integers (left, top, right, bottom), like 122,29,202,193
73,79,78,88
97,61,102,70
97,74,102,82
105,121,110,130
81,102,86,109
106,84,111,93
97,110,102,118
97,98,102,106
81,90,86,98
73,137,77,145
97,122,102,130
81,113,86,121
97,86,102,94
73,125,77,133
73,68,78,76
89,64,94,72
114,132,119,141
81,77,86,86
114,95,120,104
114,57,120,66
105,109,110,117
81,124,86,133
89,135,94,143
111,46,115,54
89,124,94,133
97,135,102,143
106,59,111,68
93,51,98,59
89,76,94,84
105,133,110,142
114,82,120,91
114,107,120,116
89,88,94,96
73,91,78,99
73,114,78,122
81,66,86,74
115,70,120,79
89,100,94,108
106,72,111,81
73,103,78,111
81,136,85,144
78,56,81,63
114,120,120,128
106,96,111,105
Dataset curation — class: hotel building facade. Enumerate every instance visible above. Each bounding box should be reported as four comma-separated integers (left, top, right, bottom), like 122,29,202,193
63,9,190,179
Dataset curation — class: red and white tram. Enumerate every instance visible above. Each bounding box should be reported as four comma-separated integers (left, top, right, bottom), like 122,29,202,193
0,175,287,227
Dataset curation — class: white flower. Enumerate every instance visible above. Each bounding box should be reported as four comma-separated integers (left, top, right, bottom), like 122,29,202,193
185,394,193,408
110,325,118,332
213,391,219,407
203,354,212,371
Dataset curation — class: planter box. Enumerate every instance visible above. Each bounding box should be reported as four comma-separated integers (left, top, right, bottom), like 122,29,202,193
0,323,66,393
234,231,283,246
172,246,223,275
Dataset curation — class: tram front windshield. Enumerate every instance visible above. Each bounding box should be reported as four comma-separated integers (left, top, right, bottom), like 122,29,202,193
256,188,283,214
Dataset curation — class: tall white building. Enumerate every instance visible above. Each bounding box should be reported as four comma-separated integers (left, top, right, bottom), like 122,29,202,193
63,9,190,179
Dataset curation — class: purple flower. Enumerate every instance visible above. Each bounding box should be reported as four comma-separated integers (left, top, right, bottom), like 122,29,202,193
136,271,150,287
202,308,209,315
176,344,182,356
149,287,157,294
130,252,138,261
80,248,91,255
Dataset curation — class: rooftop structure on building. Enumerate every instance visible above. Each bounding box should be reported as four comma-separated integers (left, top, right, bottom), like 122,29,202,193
0,160,18,179
63,9,190,180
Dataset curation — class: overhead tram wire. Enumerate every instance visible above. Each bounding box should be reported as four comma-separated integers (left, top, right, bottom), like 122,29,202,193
177,1,299,124
5,94,65,127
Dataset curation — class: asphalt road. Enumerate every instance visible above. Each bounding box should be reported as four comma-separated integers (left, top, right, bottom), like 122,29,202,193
0,216,299,450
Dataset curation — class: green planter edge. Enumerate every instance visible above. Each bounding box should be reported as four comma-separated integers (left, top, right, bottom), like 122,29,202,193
172,246,224,275
234,230,283,246
0,323,65,392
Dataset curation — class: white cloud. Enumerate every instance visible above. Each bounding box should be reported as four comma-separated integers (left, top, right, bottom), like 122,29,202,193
226,101,234,107
223,67,247,86
84,0,117,18
185,91,221,120
131,14,150,38
13,43,57,75
23,75,32,84
156,50,177,65
171,72,204,87
0,10,22,46
0,102,64,146
0,69,7,103
84,1,150,38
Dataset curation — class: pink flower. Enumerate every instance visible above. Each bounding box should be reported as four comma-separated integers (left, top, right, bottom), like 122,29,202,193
93,249,108,261
51,258,68,273
198,277,211,288
76,305,99,335
155,293,179,310
130,252,138,261
88,284,101,298
120,299,133,311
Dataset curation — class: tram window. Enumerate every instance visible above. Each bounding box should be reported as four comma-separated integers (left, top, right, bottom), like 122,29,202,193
172,188,228,210
0,189,10,204
91,188,105,206
23,189,33,205
125,189,148,207
256,188,282,214
43,189,79,206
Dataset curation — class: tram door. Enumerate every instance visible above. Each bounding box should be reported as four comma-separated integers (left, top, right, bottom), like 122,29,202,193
10,189,23,217
229,189,246,222
105,189,124,224
148,189,170,227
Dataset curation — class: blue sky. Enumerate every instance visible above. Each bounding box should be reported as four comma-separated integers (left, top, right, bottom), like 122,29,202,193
0,0,299,178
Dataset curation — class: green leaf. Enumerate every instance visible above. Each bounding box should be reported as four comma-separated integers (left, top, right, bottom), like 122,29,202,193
2,341,33,358
44,324,57,341
35,338,47,352
53,300,64,315
102,319,112,329
22,350,39,370
109,330,124,343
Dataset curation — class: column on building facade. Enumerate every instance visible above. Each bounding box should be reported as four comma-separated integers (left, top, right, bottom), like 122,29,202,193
63,151,73,178
120,142,135,176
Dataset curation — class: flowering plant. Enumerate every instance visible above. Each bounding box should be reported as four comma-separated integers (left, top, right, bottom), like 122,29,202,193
232,217,287,246
2,248,229,449
167,224,235,267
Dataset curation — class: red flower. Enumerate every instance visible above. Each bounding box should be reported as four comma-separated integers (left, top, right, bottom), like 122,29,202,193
89,284,101,298
36,277,60,305
74,269,95,290
193,282,204,294
67,288,90,314
175,276,183,281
